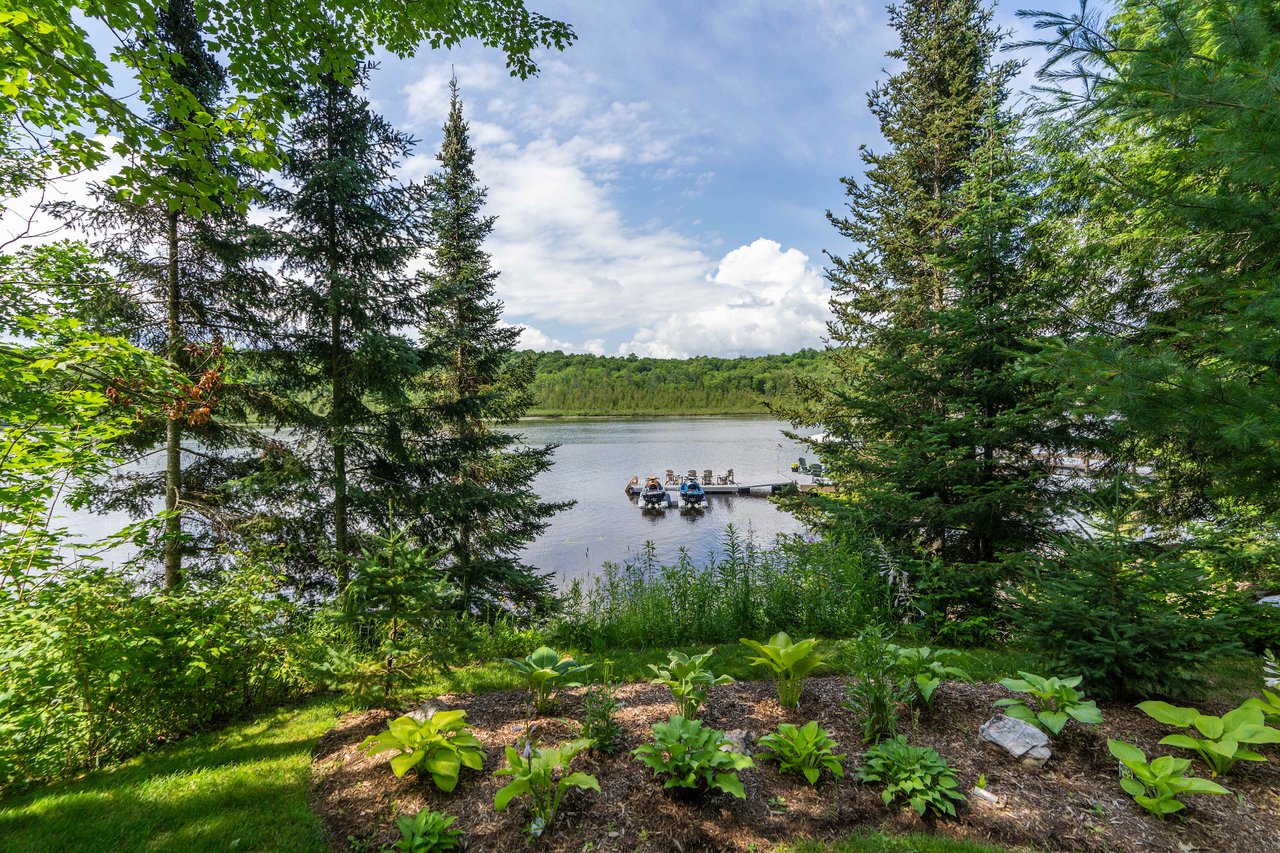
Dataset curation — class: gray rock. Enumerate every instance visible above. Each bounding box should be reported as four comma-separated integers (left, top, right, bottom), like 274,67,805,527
979,715,1052,768
1258,594,1280,608
406,699,450,723
721,729,753,756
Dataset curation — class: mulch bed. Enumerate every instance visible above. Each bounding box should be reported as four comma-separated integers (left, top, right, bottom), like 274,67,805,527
310,677,1280,852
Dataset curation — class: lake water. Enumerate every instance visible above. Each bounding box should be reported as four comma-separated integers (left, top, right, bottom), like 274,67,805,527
56,417,811,583
515,417,809,582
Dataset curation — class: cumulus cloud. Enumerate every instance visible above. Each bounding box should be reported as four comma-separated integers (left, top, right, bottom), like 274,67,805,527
620,239,831,357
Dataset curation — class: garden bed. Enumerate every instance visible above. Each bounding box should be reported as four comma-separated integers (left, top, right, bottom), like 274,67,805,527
310,677,1280,852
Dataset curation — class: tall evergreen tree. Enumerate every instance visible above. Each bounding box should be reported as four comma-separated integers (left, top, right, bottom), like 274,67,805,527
52,0,271,589
392,81,568,612
779,0,1064,632
265,58,428,591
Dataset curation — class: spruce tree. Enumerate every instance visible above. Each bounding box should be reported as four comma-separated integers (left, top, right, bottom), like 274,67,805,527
52,0,271,589
780,0,1064,634
265,58,428,591
394,81,568,612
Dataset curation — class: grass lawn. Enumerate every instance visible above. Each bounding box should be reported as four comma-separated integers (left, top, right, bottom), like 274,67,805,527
0,698,341,853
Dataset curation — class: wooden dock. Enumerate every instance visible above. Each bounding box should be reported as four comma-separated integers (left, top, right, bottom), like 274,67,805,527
625,481,829,497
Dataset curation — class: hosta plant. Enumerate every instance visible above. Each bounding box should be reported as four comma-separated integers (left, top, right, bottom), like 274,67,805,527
504,646,591,714
1264,649,1278,689
1106,739,1230,818
856,735,965,818
1138,700,1280,776
648,648,734,719
494,738,601,838
1244,689,1280,727
757,720,845,785
887,644,972,711
740,631,823,708
993,672,1104,737
390,808,463,852
632,714,755,798
359,711,485,792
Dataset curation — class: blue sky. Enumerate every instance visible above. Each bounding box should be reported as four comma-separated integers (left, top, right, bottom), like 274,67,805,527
366,0,1085,357
4,0,1087,358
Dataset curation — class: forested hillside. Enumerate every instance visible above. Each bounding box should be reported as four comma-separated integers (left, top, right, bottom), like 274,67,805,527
524,349,831,415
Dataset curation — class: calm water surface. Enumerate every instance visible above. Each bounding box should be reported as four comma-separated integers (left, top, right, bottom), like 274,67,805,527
58,417,811,582
515,417,809,583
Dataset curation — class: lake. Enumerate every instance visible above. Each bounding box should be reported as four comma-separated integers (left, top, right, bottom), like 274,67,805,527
56,416,811,583
515,417,810,582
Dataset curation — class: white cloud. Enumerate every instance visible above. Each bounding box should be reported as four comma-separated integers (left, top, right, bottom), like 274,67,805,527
621,239,831,357
502,322,579,353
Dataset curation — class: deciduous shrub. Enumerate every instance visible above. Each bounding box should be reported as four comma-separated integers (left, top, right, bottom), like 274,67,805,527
857,735,965,818
0,562,322,787
359,711,485,791
632,714,755,798
741,631,823,708
993,672,1104,737
504,646,590,714
494,738,600,838
757,721,845,785
1137,700,1280,777
1106,740,1229,818
648,648,733,719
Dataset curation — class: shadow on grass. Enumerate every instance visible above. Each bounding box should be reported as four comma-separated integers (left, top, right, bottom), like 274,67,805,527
0,698,342,853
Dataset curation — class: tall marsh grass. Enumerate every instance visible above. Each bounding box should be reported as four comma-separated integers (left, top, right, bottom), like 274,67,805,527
556,527,896,650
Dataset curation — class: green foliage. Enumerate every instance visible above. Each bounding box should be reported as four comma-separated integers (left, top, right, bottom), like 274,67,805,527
525,350,832,415
842,629,906,744
1137,700,1280,777
559,530,898,651
777,0,1065,634
757,721,846,785
403,82,569,611
993,672,1103,738
1244,689,1280,727
504,646,590,714
1017,483,1239,701
579,674,625,755
2,0,573,214
390,809,462,852
648,648,734,719
0,563,321,786
358,712,484,791
1265,649,1279,689
336,525,455,702
1024,0,1280,522
740,631,823,709
856,736,965,818
494,738,599,838
887,644,971,711
631,714,755,799
1106,740,1230,818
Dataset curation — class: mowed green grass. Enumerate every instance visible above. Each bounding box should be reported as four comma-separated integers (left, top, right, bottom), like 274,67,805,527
0,698,341,853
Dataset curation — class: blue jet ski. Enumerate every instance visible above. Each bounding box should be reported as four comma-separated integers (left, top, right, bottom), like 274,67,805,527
678,475,707,508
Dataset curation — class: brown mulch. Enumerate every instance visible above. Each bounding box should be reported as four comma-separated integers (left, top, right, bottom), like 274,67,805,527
310,678,1280,852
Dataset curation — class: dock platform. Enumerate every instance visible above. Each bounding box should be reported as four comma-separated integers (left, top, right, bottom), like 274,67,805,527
625,481,829,497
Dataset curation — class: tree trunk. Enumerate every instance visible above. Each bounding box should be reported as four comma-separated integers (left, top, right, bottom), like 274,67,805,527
163,209,183,591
